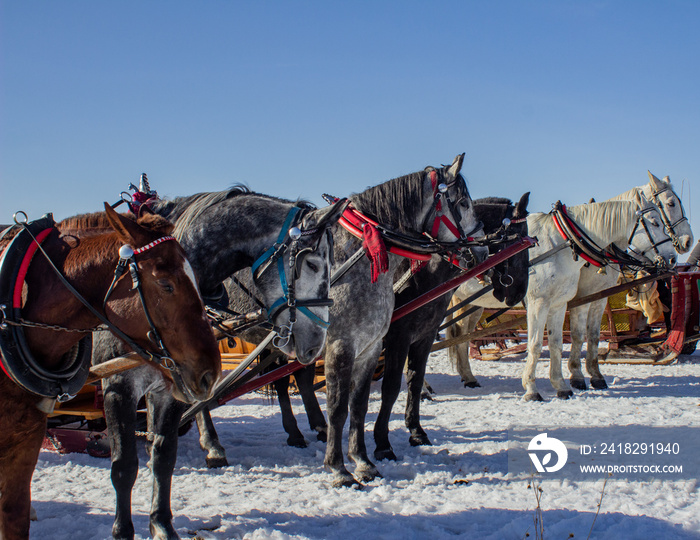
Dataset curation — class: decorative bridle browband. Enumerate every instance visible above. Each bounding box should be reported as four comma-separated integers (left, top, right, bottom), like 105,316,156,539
251,206,334,349
646,185,689,251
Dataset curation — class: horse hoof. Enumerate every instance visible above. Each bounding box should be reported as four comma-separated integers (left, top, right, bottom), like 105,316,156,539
420,391,434,402
316,431,328,443
332,475,363,489
557,390,574,399
206,456,229,469
570,379,587,391
287,436,308,449
523,392,544,402
374,448,398,461
463,380,481,388
356,467,382,483
591,379,608,390
409,434,432,447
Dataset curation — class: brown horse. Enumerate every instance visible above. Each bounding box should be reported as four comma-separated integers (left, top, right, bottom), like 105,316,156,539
0,204,221,540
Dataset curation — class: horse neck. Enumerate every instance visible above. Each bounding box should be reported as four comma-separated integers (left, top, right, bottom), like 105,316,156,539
474,202,511,234
21,231,121,364
560,201,639,247
350,172,426,234
163,194,297,292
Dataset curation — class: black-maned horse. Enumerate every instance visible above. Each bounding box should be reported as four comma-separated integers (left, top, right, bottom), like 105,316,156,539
373,194,530,461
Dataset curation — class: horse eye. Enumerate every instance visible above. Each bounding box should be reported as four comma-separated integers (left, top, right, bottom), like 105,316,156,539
157,279,175,293
306,260,319,273
668,201,676,207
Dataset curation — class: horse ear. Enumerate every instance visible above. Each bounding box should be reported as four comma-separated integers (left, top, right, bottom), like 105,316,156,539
662,175,671,184
138,204,155,218
447,153,465,178
306,198,349,232
647,171,664,190
515,192,530,217
103,202,147,247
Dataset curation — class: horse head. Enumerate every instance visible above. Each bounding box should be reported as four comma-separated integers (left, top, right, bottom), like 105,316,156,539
484,192,530,306
644,172,693,253
626,196,678,270
422,154,488,266
252,198,348,364
103,204,221,402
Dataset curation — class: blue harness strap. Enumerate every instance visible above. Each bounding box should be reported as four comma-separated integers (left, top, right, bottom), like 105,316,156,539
251,206,331,329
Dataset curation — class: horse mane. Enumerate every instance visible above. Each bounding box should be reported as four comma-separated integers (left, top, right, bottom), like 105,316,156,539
57,211,174,236
475,196,512,206
556,200,639,245
150,184,316,239
350,169,470,233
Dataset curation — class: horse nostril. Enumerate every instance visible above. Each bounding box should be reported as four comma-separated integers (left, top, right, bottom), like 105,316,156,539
200,370,216,394
304,346,321,363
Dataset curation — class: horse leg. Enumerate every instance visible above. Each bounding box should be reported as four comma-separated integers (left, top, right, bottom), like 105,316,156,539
373,340,410,462
568,305,589,390
146,391,186,540
0,384,45,540
585,299,609,389
103,377,140,540
195,408,228,468
347,344,383,483
405,337,434,447
522,301,547,401
546,308,573,399
323,341,359,488
272,370,307,448
446,306,482,387
294,363,327,442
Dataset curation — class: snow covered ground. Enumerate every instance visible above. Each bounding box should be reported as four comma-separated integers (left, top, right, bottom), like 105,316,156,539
30,348,700,539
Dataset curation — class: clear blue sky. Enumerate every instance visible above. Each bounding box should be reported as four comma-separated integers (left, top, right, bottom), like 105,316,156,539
2,1,699,256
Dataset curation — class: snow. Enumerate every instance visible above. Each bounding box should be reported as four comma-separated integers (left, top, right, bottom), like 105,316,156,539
30,349,700,539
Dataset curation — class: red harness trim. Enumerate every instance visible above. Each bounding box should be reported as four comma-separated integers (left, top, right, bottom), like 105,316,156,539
13,227,53,309
133,235,176,255
551,204,620,268
428,170,462,239
338,207,431,262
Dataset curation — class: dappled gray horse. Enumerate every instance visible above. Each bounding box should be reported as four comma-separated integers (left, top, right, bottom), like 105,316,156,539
93,187,346,540
322,154,486,487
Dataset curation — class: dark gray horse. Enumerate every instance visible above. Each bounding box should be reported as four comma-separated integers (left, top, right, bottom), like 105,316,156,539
93,187,346,540
321,154,487,487
373,194,530,462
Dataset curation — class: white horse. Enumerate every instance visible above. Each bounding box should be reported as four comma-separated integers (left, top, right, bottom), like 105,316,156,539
567,172,692,390
448,196,676,400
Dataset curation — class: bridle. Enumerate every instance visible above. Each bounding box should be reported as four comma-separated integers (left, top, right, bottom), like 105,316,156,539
250,206,334,349
623,205,675,265
645,185,689,251
422,169,484,242
488,208,528,289
2,212,200,402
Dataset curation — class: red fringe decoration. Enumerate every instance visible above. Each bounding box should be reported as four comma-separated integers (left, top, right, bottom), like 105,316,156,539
665,276,688,354
362,224,388,283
